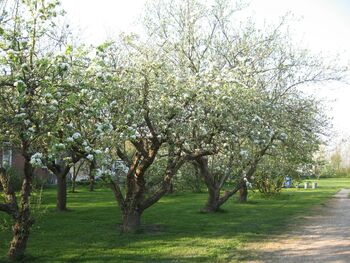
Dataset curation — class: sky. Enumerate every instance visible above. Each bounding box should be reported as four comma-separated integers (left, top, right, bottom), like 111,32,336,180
60,0,350,141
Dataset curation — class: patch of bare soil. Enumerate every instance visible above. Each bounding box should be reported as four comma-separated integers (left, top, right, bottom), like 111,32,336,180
245,189,350,263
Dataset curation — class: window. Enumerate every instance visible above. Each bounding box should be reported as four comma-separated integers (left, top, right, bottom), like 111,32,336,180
2,143,12,168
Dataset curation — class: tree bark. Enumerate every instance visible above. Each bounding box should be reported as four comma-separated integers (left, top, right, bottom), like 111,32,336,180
71,175,77,193
71,160,84,193
48,161,71,211
202,187,221,212
56,173,67,211
8,215,34,260
238,183,248,202
0,154,35,261
122,208,143,233
195,157,222,212
167,182,174,194
195,156,242,212
119,151,149,233
88,160,96,192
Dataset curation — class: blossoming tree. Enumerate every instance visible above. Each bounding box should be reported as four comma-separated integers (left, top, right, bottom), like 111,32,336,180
0,0,74,259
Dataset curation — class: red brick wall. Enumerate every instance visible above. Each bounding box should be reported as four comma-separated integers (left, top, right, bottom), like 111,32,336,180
1,147,51,180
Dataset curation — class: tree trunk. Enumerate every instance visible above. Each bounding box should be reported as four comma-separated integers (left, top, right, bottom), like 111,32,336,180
71,160,84,193
48,161,71,211
167,182,174,194
89,175,95,192
8,215,33,260
88,160,96,192
193,165,202,193
195,157,222,212
238,183,248,202
5,154,34,261
71,165,77,193
57,174,67,211
122,208,143,233
202,187,221,212
71,176,77,193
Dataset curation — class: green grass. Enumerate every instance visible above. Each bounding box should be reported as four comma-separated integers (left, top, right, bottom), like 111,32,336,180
0,178,349,262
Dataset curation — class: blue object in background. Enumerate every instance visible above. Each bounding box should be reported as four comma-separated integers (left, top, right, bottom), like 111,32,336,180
284,176,292,188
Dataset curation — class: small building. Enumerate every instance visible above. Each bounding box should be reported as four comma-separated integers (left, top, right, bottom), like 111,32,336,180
0,143,54,184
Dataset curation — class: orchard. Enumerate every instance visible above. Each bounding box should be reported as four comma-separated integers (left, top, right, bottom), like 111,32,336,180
0,0,347,261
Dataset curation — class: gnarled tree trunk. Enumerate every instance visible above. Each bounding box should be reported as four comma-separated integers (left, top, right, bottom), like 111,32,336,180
0,154,35,261
113,150,151,233
8,215,34,260
122,208,143,233
111,142,187,233
195,157,222,212
202,187,221,212
9,156,34,260
195,156,241,212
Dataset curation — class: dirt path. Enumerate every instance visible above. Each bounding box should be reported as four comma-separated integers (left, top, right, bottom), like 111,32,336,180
246,189,350,262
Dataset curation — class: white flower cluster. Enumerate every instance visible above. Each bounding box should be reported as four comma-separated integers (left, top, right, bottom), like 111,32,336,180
59,63,69,72
72,132,81,140
96,168,114,178
252,115,262,123
14,80,26,88
94,149,102,154
96,123,113,135
240,150,249,159
279,132,288,141
15,112,27,119
243,177,252,188
30,153,44,167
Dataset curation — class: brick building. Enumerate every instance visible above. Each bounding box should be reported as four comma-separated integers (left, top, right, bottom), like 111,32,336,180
0,143,54,184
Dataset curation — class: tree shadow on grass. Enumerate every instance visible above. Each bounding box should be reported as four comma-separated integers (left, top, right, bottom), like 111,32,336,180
0,189,337,262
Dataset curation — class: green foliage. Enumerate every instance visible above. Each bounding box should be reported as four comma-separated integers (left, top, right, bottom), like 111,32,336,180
174,162,204,193
254,172,285,195
320,164,337,178
1,167,23,192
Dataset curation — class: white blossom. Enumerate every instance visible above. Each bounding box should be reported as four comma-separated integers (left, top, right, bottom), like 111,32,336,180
15,113,27,118
279,132,288,141
86,154,94,161
240,150,249,159
30,153,43,167
72,132,81,140
84,146,92,152
59,62,69,71
55,143,66,150
94,149,102,154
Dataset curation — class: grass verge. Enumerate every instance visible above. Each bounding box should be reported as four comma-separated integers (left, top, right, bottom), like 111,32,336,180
0,178,349,262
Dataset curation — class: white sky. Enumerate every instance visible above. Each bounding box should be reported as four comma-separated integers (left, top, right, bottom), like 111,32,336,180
61,0,350,142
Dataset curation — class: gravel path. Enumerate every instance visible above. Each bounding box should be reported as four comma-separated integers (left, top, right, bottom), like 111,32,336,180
247,189,350,263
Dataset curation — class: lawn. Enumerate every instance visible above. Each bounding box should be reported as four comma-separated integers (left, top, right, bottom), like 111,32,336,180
0,178,349,262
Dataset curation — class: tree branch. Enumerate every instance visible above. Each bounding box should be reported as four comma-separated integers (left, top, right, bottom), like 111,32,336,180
110,179,125,212
116,147,131,166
